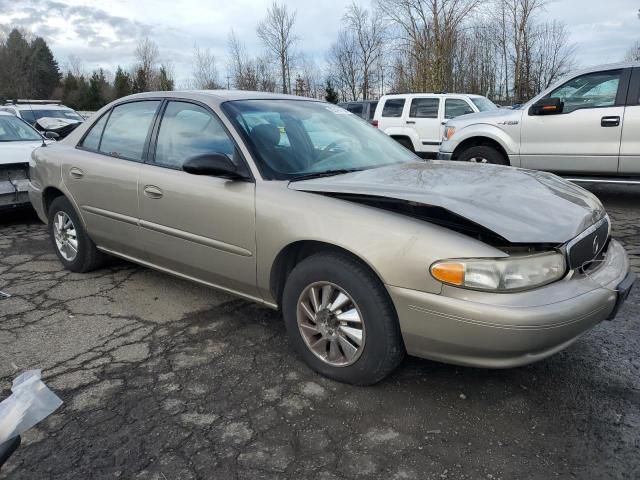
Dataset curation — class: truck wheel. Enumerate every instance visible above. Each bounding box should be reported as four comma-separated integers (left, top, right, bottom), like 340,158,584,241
393,137,415,152
282,252,405,385
48,196,106,273
458,145,508,165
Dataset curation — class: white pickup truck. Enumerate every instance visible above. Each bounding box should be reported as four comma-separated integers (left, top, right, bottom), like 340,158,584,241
438,62,640,183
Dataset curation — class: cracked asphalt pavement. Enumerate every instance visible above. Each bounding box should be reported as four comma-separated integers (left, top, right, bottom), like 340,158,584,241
0,184,638,480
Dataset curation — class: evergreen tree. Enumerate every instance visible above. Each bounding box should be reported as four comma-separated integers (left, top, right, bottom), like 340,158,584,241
88,69,109,110
158,66,174,91
29,37,61,98
0,29,31,99
113,66,132,99
324,80,339,104
132,67,147,93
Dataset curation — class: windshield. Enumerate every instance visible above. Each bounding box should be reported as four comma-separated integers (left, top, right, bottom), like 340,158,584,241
471,97,498,112
20,109,84,124
222,99,417,180
0,115,42,142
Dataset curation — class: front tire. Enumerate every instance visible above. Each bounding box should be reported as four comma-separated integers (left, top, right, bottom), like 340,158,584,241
48,196,106,273
457,145,507,165
282,253,405,385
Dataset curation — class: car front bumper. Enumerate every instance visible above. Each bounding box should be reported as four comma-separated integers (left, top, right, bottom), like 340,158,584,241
388,239,634,368
0,164,30,210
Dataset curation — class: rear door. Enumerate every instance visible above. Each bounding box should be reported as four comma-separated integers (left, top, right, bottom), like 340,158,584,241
63,100,161,257
377,97,406,131
407,96,442,151
520,68,629,173
138,99,259,298
619,67,640,175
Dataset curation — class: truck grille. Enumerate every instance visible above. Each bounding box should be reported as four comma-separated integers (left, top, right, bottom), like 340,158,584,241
566,216,610,270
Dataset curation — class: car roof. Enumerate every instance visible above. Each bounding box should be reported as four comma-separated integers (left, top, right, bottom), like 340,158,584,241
0,111,13,116
10,104,75,110
118,90,322,107
380,93,483,99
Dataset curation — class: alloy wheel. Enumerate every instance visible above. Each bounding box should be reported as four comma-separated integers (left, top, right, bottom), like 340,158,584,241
468,156,489,163
53,211,78,261
296,281,366,367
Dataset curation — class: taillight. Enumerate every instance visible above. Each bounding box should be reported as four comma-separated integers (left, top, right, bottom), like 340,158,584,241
372,120,378,128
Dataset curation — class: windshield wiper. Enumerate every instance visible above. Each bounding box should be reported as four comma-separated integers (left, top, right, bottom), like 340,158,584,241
289,168,365,182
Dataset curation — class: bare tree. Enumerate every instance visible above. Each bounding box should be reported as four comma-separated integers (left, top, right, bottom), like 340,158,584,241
328,30,362,101
625,41,640,61
530,20,575,92
190,45,220,89
134,36,160,90
378,0,482,92
257,1,298,94
65,54,85,77
343,3,386,99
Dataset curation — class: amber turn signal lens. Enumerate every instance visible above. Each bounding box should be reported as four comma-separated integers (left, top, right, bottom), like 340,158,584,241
430,262,465,286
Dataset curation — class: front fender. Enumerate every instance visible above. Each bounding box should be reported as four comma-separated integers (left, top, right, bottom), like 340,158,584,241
255,182,505,305
442,123,521,166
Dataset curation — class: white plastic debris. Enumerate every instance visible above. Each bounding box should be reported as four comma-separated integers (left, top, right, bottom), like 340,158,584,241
0,370,63,443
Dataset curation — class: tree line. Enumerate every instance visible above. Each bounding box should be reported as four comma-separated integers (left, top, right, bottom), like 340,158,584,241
0,1,636,111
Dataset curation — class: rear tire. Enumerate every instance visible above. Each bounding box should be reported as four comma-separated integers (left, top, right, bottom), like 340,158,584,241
48,196,106,273
282,252,405,385
457,145,507,165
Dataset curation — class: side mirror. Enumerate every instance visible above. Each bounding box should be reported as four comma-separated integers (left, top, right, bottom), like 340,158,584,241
44,131,60,140
183,153,247,180
529,97,563,116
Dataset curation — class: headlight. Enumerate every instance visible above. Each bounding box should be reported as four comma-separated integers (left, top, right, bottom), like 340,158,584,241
430,252,566,292
443,126,456,141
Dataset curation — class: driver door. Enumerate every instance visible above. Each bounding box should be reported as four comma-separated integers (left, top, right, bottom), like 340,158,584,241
520,68,628,174
138,100,259,299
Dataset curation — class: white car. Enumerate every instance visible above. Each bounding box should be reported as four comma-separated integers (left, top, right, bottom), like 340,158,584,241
438,61,640,182
372,93,498,155
0,101,84,139
0,112,48,211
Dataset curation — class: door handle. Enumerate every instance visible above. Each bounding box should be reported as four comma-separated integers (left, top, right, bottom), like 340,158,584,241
143,185,163,199
601,116,620,127
69,167,84,179
406,120,416,124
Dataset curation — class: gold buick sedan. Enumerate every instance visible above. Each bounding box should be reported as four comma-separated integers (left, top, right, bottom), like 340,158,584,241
28,91,635,385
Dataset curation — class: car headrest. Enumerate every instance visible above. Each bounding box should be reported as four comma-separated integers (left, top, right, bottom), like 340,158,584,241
250,123,280,148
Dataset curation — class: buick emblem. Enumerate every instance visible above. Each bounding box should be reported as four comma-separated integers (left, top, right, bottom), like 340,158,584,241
592,235,600,254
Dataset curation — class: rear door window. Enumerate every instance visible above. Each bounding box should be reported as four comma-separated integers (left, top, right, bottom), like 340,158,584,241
99,101,160,161
79,113,109,151
409,98,440,118
382,99,405,117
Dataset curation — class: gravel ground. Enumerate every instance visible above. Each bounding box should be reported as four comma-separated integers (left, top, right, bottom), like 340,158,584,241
0,184,638,480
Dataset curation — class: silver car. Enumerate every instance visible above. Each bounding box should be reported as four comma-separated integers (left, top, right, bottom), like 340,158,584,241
28,91,635,385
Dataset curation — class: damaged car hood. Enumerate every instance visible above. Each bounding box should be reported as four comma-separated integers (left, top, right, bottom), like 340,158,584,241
288,161,605,244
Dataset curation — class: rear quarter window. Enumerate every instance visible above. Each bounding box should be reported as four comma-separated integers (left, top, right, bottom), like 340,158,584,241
382,99,405,117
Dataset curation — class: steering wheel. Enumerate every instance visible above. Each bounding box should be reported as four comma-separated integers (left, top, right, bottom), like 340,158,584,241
322,137,356,153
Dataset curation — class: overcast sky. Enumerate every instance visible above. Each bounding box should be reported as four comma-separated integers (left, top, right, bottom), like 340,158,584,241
0,0,638,87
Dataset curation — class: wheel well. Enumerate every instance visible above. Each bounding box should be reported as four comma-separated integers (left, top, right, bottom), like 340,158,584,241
269,241,378,307
390,135,412,145
452,137,510,165
42,187,65,215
